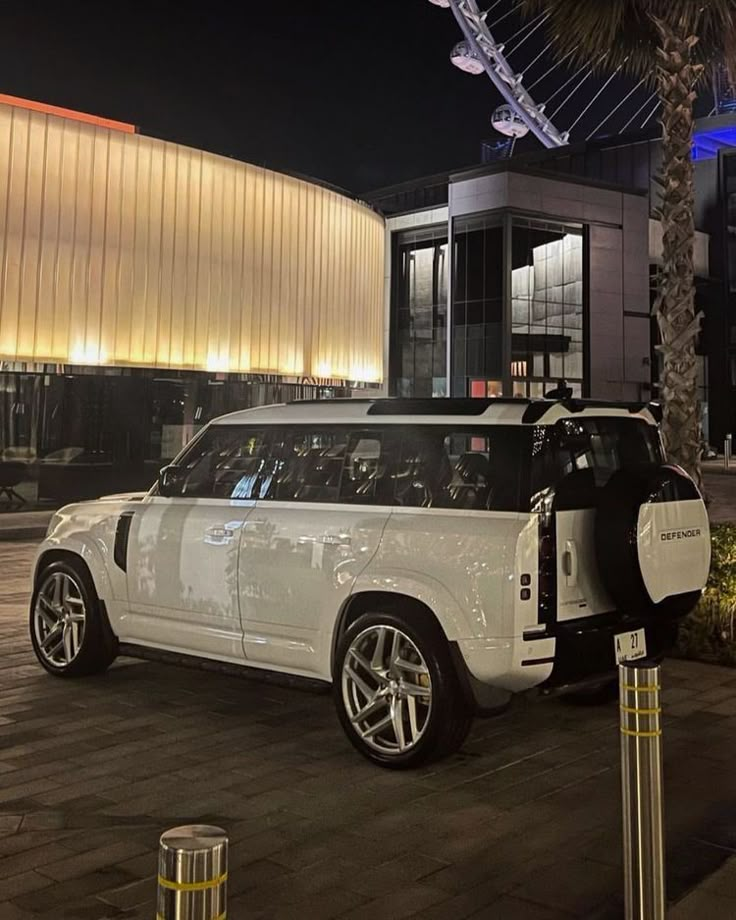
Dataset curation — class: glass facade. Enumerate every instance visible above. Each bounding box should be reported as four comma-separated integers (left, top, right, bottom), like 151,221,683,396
511,219,585,398
449,213,586,398
0,368,356,506
391,226,448,398
452,214,504,398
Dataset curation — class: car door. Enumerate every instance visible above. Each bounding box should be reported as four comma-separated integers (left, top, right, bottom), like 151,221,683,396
122,424,270,661
543,417,665,621
238,426,396,679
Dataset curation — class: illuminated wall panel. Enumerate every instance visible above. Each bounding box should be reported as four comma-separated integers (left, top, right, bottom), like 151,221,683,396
0,102,385,382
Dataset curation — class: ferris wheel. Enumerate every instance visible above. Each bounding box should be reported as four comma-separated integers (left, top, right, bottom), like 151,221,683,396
427,0,667,150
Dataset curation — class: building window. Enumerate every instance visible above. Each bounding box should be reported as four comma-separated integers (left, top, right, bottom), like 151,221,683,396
452,214,504,397
450,213,586,398
391,226,448,398
511,219,585,395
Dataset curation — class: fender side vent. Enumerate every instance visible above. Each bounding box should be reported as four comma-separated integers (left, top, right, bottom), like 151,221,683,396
114,512,135,572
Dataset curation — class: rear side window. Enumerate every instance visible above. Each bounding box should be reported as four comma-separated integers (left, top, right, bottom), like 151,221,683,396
272,429,348,502
396,426,522,511
266,427,399,504
530,417,664,509
340,431,399,505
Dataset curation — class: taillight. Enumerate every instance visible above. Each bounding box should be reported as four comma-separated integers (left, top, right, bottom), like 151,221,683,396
538,510,557,626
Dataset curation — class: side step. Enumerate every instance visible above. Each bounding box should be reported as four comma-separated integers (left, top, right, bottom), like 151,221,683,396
117,643,331,695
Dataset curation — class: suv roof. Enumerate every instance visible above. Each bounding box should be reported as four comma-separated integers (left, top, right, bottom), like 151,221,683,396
213,398,661,427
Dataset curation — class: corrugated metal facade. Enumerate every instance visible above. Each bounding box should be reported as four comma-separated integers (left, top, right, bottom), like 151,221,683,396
0,103,385,382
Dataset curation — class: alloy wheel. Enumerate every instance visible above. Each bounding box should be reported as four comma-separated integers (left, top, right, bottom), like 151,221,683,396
342,624,432,756
33,571,87,668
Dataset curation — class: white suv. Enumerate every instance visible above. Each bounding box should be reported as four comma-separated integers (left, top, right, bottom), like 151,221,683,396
29,397,710,768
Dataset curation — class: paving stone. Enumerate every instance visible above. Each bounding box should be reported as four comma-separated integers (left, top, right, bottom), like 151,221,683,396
13,866,137,912
95,874,156,910
468,894,573,919
0,869,55,900
339,883,449,919
508,857,621,916
0,815,22,835
0,903,37,919
0,842,75,880
38,839,151,882
703,698,736,716
2,540,736,918
669,887,736,919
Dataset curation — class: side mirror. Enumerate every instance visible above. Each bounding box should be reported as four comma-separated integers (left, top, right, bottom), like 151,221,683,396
158,465,185,498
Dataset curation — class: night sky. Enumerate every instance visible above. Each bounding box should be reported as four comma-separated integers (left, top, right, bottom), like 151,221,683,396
0,2,715,195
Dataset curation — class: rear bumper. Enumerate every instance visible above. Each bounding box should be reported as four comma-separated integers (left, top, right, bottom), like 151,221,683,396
541,613,679,690
454,611,682,705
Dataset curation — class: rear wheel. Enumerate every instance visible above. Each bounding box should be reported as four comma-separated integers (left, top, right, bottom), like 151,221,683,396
334,608,472,769
30,559,118,678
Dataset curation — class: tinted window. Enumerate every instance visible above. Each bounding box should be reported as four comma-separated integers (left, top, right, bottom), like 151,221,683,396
339,431,398,505
266,427,399,505
531,418,664,509
270,429,347,502
395,426,521,511
171,426,271,499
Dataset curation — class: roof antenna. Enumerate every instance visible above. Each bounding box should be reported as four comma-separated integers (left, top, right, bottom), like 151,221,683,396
543,379,573,400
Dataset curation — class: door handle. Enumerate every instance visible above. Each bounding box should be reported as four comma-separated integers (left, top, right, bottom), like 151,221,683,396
563,539,578,586
320,533,351,546
204,525,235,544
206,526,234,538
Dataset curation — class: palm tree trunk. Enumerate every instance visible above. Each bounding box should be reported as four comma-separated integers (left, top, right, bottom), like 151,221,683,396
652,17,705,492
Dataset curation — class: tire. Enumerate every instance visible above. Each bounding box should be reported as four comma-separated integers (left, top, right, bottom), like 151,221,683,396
30,558,118,678
594,465,708,620
333,607,472,769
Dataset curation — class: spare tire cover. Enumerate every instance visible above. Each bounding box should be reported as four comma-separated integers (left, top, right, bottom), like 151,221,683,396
594,465,710,617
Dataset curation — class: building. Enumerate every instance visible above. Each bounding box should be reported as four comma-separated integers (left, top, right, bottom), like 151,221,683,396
1,92,734,507
367,122,725,441
0,96,385,503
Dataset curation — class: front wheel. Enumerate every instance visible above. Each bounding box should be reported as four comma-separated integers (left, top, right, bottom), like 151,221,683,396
333,608,472,769
30,559,118,678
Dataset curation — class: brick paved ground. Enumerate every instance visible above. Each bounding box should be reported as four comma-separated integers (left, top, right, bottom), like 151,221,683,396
2,542,736,919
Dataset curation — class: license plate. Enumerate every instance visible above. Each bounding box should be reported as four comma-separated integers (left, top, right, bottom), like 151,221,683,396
614,628,647,664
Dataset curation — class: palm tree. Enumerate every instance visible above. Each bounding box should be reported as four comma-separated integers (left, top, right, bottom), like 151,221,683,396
523,0,736,490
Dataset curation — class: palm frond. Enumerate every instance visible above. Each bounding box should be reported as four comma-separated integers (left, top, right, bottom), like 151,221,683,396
521,0,736,84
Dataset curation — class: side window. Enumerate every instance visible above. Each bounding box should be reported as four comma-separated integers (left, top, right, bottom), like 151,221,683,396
441,432,493,510
338,430,398,505
262,427,399,505
272,429,349,503
172,427,270,499
395,427,521,511
394,428,451,508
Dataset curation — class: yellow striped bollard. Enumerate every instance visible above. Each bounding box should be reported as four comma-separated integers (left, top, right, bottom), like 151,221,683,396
157,825,228,920
619,661,665,920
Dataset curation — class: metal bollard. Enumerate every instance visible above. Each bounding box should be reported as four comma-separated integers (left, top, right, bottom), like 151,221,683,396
157,825,228,920
619,661,665,920
725,441,730,470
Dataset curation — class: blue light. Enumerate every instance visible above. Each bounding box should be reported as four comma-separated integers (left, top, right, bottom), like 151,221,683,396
693,126,736,160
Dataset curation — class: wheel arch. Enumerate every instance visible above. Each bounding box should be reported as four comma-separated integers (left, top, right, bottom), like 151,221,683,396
34,543,112,603
331,590,449,679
